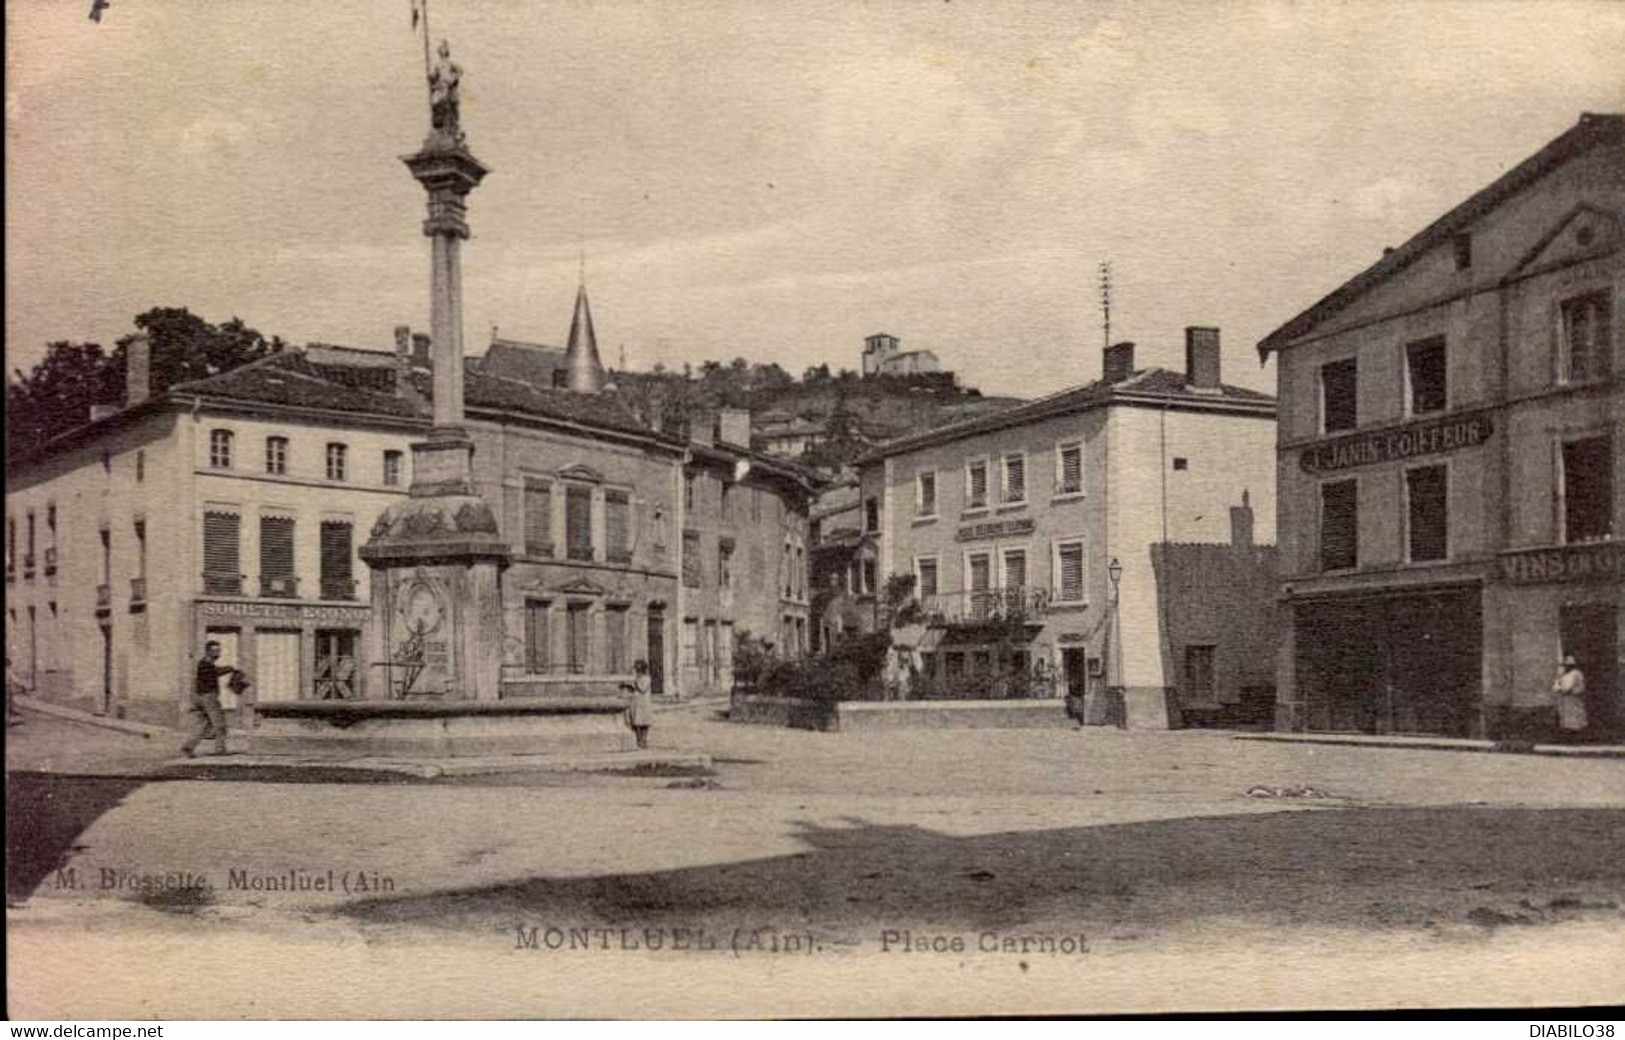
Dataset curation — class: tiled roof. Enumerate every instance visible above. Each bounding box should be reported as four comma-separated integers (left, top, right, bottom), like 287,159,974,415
481,337,567,387
1258,113,1625,356
464,366,658,438
859,367,1275,462
171,352,419,418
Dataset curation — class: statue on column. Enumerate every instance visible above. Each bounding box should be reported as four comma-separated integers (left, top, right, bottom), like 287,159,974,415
428,39,464,145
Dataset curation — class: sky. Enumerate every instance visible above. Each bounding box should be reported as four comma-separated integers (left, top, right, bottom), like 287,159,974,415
6,0,1624,399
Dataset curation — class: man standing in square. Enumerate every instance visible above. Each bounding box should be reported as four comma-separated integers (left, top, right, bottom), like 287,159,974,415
182,640,240,758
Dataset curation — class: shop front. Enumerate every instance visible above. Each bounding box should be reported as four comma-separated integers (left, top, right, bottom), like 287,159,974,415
191,599,374,714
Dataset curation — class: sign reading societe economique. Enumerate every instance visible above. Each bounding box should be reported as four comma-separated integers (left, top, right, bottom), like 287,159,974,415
1299,409,1494,474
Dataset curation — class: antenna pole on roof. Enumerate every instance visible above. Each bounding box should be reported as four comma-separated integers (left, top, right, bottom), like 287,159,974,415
1098,261,1112,351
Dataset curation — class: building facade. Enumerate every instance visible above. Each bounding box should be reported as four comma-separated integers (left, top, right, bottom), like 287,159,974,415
1261,113,1623,740
856,330,1277,726
861,332,945,379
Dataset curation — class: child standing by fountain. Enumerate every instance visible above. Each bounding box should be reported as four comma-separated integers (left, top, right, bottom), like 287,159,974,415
624,659,653,750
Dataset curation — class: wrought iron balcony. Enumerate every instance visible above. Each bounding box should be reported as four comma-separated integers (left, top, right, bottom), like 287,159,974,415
202,571,244,596
43,547,58,575
319,577,358,601
260,574,300,598
921,585,1052,626
130,577,147,603
566,544,595,563
96,583,112,608
23,553,35,579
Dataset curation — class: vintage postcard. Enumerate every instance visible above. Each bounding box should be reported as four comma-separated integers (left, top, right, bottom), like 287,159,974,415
6,0,1623,1020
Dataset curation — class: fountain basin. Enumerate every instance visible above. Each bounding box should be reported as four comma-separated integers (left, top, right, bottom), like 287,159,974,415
249,698,633,759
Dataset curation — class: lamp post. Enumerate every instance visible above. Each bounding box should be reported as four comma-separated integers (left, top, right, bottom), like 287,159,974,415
1106,557,1125,727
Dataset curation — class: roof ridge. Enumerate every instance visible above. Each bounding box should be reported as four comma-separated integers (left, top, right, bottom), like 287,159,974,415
168,348,297,393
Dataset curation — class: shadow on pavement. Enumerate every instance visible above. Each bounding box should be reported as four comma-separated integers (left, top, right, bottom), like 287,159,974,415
6,773,149,903
333,806,1625,938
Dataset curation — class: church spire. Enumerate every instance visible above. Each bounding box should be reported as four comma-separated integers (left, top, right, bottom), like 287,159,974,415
563,282,605,394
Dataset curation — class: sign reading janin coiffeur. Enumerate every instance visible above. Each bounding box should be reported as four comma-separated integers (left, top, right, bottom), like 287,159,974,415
1299,409,1494,474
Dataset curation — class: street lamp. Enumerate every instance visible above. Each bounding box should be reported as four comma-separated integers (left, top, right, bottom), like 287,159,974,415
1107,557,1123,600
1105,556,1125,728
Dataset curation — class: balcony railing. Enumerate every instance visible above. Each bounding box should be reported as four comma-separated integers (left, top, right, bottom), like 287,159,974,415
606,548,633,566
23,553,35,579
43,547,58,575
96,583,112,608
130,577,147,603
920,585,1052,625
203,571,244,596
260,574,300,598
566,544,595,563
319,577,358,601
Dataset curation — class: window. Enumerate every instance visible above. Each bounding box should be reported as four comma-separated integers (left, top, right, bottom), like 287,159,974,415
325,443,348,481
606,607,627,673
605,490,631,563
1559,291,1613,384
209,429,233,468
524,600,550,673
266,437,288,476
1172,457,1189,472
383,450,404,487
682,531,702,587
795,545,806,599
25,511,35,565
684,473,697,514
1405,465,1448,562
1561,436,1614,544
566,603,591,673
6,516,14,576
968,551,991,593
1002,547,1028,591
203,511,241,595
719,541,733,589
916,557,939,599
1406,337,1447,416
1320,479,1359,571
565,485,593,561
864,496,880,533
133,519,146,578
1185,645,1216,702
683,619,700,667
1452,232,1472,271
135,450,144,483
259,515,296,596
917,471,937,517
721,483,734,523
963,460,990,512
1053,540,1085,604
1003,453,1026,504
861,559,877,596
100,526,111,586
783,541,794,598
1320,358,1358,434
523,478,553,557
320,520,355,600
1056,442,1083,496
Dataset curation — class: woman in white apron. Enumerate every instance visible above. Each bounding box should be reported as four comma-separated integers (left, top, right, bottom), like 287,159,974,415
1551,654,1587,743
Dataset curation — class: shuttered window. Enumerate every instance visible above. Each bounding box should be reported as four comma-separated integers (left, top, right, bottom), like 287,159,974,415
1321,358,1358,433
1560,291,1612,384
917,472,937,516
916,558,939,598
525,601,549,673
1320,479,1358,571
967,462,988,509
605,490,631,563
523,478,553,557
203,512,241,595
1057,442,1083,495
1056,541,1084,603
683,531,702,587
565,486,593,561
606,608,627,673
320,521,355,600
1406,466,1448,562
567,604,591,673
1562,436,1614,544
969,552,991,592
1004,454,1026,503
1003,549,1027,589
260,516,296,597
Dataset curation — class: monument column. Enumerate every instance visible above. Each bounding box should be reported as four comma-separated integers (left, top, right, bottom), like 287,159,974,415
361,40,509,703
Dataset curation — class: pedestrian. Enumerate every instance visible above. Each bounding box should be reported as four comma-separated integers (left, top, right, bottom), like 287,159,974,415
623,658,653,750
1551,654,1587,744
181,640,240,758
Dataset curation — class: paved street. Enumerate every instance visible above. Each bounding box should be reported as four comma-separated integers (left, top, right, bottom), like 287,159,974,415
7,707,1624,1017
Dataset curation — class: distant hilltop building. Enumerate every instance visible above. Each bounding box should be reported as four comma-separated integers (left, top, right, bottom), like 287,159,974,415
862,332,949,381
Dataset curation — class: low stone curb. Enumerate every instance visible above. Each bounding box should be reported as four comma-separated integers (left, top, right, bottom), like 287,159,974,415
1235,731,1625,759
13,696,169,740
156,749,713,779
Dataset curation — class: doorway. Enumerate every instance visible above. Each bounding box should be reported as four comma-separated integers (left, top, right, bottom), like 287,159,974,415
254,629,302,703
314,629,358,700
1062,648,1088,700
1561,602,1619,740
646,612,665,696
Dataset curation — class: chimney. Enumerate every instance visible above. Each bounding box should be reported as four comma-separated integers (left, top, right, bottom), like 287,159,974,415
716,408,751,448
411,333,432,368
125,332,151,407
1184,326,1221,390
1230,489,1255,548
394,325,411,360
1103,341,1135,384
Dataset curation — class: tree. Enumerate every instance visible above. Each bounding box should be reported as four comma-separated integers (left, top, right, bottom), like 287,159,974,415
7,307,285,464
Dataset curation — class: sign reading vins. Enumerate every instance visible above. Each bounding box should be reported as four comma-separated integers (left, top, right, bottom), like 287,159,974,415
1299,409,1494,474
1499,541,1622,584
